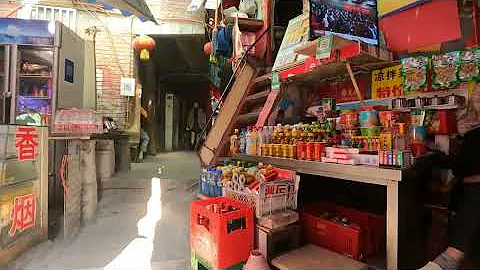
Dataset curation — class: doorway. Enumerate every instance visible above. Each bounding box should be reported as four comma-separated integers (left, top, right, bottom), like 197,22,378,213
137,34,210,154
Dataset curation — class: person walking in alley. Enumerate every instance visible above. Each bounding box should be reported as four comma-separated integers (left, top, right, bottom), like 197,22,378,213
138,107,150,161
186,102,206,150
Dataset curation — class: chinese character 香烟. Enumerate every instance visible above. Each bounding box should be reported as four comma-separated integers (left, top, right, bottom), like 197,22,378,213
15,127,38,162
9,194,36,236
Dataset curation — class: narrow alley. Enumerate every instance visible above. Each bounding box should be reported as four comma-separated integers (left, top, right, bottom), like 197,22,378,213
9,152,200,270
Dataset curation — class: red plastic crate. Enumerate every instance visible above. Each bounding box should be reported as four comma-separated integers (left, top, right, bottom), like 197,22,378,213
191,197,254,269
300,203,385,259
301,208,365,260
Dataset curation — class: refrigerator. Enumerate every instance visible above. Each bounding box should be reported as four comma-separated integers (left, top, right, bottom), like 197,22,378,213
0,18,86,127
0,18,88,237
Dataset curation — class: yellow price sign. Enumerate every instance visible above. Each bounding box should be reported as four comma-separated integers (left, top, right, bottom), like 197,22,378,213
371,65,404,99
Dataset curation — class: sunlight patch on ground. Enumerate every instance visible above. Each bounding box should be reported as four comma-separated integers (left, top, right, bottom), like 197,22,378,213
104,178,162,270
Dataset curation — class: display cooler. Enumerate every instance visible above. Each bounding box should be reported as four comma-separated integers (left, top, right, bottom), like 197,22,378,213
0,18,88,242
0,18,85,127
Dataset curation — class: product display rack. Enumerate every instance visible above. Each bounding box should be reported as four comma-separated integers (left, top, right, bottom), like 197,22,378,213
232,153,401,270
222,36,404,270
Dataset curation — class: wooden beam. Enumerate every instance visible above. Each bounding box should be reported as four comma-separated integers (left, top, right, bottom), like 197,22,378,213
346,62,365,106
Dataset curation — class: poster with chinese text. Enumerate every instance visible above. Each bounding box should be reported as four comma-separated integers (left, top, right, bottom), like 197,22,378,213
273,14,310,71
371,65,404,99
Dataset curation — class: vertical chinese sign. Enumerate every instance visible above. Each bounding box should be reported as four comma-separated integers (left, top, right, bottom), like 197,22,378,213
15,127,39,162
371,65,404,99
0,126,40,248
9,194,36,236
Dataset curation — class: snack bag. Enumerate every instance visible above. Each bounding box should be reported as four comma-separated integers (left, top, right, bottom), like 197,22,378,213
432,51,460,89
459,49,480,82
401,56,429,92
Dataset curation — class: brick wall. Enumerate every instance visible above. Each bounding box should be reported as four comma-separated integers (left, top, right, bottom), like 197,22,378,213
0,1,21,18
76,12,135,128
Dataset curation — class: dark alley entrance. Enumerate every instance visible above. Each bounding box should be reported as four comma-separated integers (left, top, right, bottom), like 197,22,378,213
138,35,210,154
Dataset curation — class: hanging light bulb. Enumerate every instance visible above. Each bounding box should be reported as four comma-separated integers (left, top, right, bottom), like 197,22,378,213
140,49,150,60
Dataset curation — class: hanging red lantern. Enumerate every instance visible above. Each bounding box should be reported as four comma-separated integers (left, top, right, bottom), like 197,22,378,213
133,35,156,60
203,42,212,56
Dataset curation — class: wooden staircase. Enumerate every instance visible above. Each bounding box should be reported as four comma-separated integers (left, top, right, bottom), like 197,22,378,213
199,63,272,166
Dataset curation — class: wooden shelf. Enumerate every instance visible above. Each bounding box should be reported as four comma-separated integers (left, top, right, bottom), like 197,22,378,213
287,53,395,84
294,36,356,58
19,96,51,100
232,154,402,185
252,73,272,87
279,36,395,85
48,133,92,140
226,17,264,32
394,104,464,112
245,90,270,103
236,111,260,123
19,74,52,79
271,244,368,270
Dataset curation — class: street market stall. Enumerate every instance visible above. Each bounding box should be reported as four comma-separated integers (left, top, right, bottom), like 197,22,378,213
196,0,479,269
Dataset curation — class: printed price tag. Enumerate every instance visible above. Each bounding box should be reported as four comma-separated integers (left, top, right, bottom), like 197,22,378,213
271,72,280,90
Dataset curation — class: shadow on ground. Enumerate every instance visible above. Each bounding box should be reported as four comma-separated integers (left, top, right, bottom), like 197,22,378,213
9,152,200,270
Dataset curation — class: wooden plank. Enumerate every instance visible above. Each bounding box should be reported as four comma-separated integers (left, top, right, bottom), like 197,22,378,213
346,62,365,106
199,63,256,166
226,17,264,32
245,90,270,103
237,111,261,123
253,73,272,87
387,181,399,270
64,140,83,239
271,244,368,270
232,154,402,184
255,89,280,127
294,36,355,58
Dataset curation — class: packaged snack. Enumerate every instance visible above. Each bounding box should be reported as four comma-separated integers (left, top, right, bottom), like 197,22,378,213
459,49,480,82
432,51,460,89
401,56,429,92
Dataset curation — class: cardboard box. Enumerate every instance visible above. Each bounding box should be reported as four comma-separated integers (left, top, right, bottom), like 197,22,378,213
256,223,301,263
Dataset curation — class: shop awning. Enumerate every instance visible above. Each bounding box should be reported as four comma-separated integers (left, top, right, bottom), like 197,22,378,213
85,0,157,23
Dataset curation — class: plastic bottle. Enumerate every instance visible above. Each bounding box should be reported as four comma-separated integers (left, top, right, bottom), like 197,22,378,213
247,127,258,155
239,128,247,154
208,168,215,197
200,168,207,195
245,127,251,155
257,126,264,156
230,129,240,155
215,169,223,197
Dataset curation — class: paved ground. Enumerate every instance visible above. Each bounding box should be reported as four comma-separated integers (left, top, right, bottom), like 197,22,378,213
9,152,200,270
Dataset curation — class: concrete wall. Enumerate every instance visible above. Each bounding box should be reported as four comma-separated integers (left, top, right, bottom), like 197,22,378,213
0,2,21,18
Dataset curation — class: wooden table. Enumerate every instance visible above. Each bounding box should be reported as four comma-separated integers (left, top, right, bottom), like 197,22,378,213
233,154,402,270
